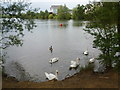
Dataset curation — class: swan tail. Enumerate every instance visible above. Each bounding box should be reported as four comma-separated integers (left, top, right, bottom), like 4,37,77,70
45,72,49,79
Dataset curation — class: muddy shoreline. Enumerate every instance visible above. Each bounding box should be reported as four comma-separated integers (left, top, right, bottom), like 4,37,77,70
2,69,119,88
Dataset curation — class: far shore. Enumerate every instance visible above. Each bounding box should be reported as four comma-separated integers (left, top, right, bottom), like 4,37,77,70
2,68,119,88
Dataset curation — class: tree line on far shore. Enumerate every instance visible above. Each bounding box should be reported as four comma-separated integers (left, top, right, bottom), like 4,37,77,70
1,4,95,20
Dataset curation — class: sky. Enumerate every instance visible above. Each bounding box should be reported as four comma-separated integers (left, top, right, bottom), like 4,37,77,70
2,0,118,11
29,0,96,11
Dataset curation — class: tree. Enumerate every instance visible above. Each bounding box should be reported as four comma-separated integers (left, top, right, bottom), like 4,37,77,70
84,3,94,20
84,2,120,72
39,11,45,19
1,1,37,60
72,4,85,20
57,5,71,20
44,10,49,19
48,14,54,19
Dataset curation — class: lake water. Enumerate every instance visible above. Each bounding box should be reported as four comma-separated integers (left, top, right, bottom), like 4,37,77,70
4,20,100,82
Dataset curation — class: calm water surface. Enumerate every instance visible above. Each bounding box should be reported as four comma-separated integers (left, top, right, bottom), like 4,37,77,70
5,20,100,82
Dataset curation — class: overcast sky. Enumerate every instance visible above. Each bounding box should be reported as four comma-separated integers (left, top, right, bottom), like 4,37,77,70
2,0,119,11
29,0,96,11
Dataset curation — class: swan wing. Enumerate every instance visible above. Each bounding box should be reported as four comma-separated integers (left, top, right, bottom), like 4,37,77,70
49,58,55,63
71,61,76,65
45,72,56,80
84,51,88,55
70,64,77,68
48,73,56,80
84,52,87,54
54,58,59,61
50,58,59,63
89,58,95,63
45,72,50,79
70,62,77,68
53,58,57,62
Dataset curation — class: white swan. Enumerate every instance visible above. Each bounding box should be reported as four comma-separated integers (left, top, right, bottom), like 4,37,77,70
83,50,89,55
45,70,58,80
70,58,80,69
0,61,2,65
49,57,59,64
89,58,95,63
0,61,4,68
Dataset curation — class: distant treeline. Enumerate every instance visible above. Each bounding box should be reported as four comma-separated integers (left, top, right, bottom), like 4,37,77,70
1,4,98,20
1,3,118,21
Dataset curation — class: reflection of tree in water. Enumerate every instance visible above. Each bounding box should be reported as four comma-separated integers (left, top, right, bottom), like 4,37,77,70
13,61,29,80
5,60,42,82
5,61,31,81
73,21,84,27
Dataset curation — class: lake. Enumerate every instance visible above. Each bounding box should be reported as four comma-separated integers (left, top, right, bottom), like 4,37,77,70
4,20,100,82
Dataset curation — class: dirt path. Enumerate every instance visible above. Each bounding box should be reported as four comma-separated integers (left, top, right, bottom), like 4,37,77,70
2,69,119,88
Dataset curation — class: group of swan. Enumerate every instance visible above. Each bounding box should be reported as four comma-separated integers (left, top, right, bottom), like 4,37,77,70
45,57,81,80
47,48,107,80
46,47,93,80
49,57,81,68
83,50,96,63
45,57,98,80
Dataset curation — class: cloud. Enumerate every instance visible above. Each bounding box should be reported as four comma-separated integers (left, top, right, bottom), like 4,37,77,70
29,0,89,3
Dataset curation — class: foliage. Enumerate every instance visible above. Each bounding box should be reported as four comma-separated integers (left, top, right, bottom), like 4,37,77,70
1,2,37,50
84,3,94,20
48,14,54,19
38,10,49,19
39,11,45,19
57,5,71,20
44,10,49,19
84,2,120,72
72,4,85,20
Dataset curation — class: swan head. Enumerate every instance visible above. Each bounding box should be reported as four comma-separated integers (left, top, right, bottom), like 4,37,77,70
55,70,59,74
49,46,53,50
77,58,80,61
50,46,52,48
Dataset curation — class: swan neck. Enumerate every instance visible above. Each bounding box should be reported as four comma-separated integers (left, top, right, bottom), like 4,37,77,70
55,72,58,77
